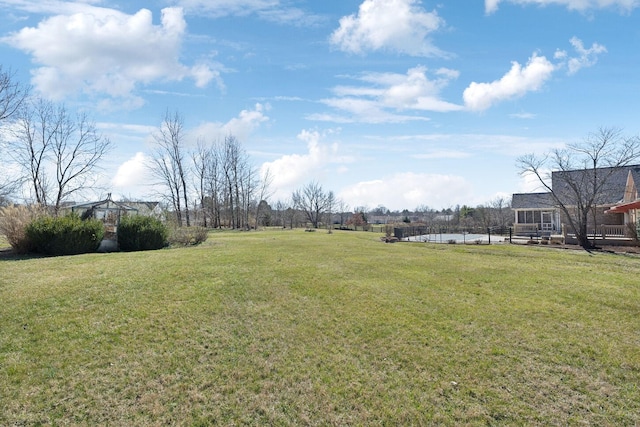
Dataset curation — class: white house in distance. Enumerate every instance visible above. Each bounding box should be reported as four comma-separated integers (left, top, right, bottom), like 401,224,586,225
512,164,640,244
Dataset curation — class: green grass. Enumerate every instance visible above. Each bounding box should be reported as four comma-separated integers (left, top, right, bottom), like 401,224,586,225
1,229,639,425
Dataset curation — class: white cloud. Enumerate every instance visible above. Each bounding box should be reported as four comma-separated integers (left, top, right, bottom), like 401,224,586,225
518,170,552,193
330,0,447,57
463,38,605,111
485,0,639,14
339,172,473,211
313,66,462,123
112,152,150,190
509,112,537,119
261,129,347,201
0,0,105,15
178,0,279,17
565,37,607,74
176,0,324,26
4,7,219,103
412,150,472,160
189,103,270,143
463,53,556,111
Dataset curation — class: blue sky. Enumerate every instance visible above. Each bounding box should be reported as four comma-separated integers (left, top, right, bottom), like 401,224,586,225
1,0,639,211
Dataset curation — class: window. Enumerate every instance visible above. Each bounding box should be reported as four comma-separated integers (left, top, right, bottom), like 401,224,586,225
518,210,541,224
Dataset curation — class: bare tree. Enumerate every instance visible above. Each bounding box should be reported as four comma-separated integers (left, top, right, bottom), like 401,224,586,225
337,199,350,228
273,199,288,228
0,67,29,200
10,98,111,212
489,196,511,229
325,190,335,233
51,110,112,212
254,168,273,230
518,127,640,249
220,135,254,229
150,110,190,226
292,181,334,229
190,135,258,229
204,140,223,228
192,139,212,227
0,66,28,122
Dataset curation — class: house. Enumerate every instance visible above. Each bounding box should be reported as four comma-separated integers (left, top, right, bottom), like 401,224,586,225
511,192,560,235
512,164,640,243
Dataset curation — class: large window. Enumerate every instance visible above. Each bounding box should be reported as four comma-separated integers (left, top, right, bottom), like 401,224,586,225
517,210,541,224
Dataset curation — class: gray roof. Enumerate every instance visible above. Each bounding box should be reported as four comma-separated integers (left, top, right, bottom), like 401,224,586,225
552,164,640,206
512,192,555,209
70,194,137,212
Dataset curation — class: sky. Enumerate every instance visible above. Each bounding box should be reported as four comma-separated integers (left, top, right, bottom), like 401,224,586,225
1,0,640,211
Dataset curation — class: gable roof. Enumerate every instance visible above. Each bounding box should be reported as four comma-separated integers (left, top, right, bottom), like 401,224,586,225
512,192,555,209
70,194,138,213
551,164,640,206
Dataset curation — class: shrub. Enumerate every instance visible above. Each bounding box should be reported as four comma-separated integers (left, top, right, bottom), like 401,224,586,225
385,225,394,238
0,204,47,254
26,214,104,256
118,215,168,251
168,226,208,246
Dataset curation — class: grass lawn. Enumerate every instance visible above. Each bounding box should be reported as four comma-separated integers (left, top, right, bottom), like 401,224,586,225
1,229,639,425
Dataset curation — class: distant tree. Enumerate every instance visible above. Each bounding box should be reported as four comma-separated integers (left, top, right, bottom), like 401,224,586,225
284,206,297,229
0,67,29,200
192,139,212,227
10,98,112,213
221,135,252,229
325,190,335,233
372,205,389,215
150,110,190,226
254,168,273,230
0,66,28,122
415,204,436,224
273,199,288,228
292,181,334,228
256,200,272,227
353,207,368,223
489,196,512,229
347,211,368,229
518,127,640,249
336,199,349,227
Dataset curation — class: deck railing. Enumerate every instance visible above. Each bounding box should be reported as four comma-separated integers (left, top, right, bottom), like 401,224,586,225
513,224,540,235
514,223,631,239
599,224,626,238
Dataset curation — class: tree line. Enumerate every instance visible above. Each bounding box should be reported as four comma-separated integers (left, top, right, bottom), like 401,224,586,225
151,110,273,229
0,66,514,230
7,65,639,249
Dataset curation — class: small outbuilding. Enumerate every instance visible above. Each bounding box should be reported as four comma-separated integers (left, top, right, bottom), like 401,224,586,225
71,193,138,252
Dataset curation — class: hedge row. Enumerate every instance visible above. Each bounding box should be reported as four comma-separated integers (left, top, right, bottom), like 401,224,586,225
26,214,104,256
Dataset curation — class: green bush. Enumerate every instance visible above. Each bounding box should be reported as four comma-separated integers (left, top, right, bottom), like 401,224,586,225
26,214,104,256
168,226,209,246
118,215,168,251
